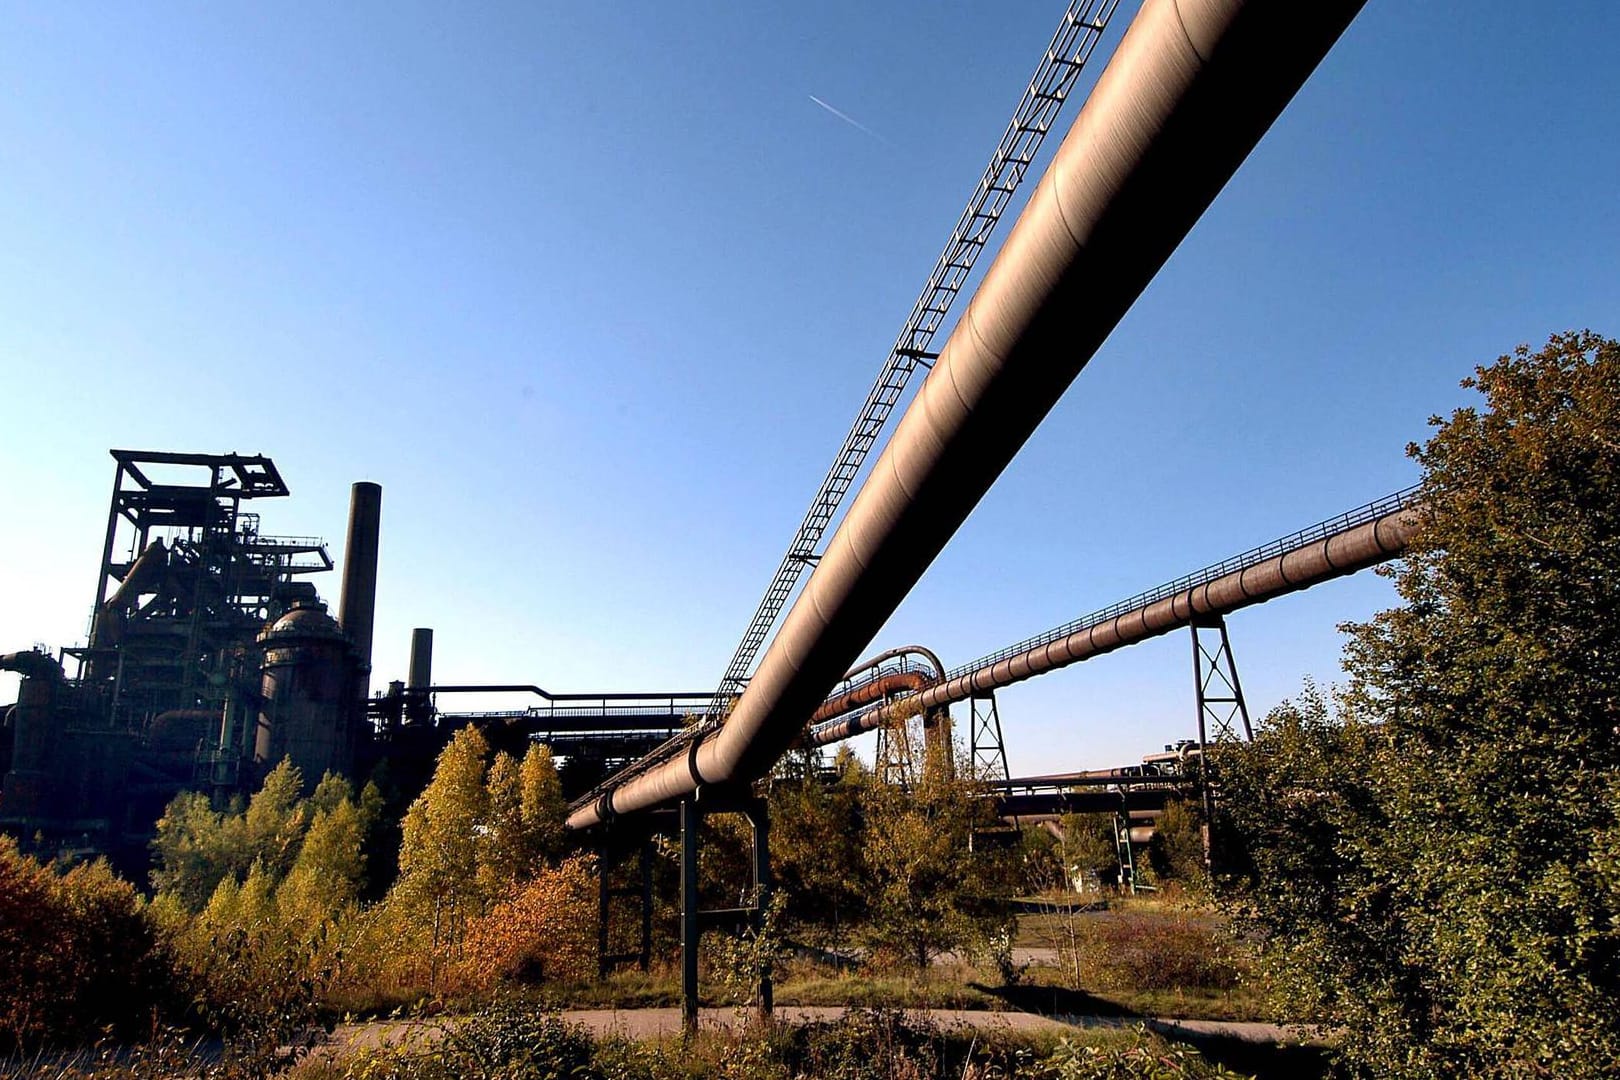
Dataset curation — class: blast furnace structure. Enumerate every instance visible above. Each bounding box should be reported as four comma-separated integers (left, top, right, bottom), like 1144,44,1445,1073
0,451,381,869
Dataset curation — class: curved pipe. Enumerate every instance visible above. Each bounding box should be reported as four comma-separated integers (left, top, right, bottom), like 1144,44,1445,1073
0,651,64,682
810,671,932,726
570,0,1367,830
833,645,945,683
104,539,169,611
806,504,1421,745
802,644,946,729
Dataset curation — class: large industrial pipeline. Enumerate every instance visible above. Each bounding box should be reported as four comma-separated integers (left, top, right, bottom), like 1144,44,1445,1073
804,495,1423,747
569,0,1367,831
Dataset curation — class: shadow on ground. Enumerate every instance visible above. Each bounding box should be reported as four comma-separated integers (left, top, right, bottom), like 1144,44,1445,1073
970,982,1134,1017
1148,1029,1332,1080
1007,897,1107,916
971,983,1332,1080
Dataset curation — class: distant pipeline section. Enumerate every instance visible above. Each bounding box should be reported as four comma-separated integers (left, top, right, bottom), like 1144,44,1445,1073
568,0,1371,830
805,489,1424,747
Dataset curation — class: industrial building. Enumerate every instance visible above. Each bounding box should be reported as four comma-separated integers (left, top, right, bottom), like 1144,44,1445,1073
0,448,721,875
0,450,382,871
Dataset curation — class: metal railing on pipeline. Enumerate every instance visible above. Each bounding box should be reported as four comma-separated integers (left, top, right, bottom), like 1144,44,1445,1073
943,485,1422,683
824,655,939,699
702,0,1123,726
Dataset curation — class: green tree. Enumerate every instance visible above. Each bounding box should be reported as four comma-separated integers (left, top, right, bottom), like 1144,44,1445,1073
242,757,310,883
1058,813,1120,883
858,759,1009,969
1221,332,1620,1078
150,789,242,910
278,798,367,934
769,759,867,941
518,743,566,862
395,725,491,955
478,750,527,900
1148,800,1207,893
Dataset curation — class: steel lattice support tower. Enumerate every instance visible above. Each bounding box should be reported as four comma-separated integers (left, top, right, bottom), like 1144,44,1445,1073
1190,614,1252,866
1192,615,1253,746
967,692,1010,782
873,718,916,788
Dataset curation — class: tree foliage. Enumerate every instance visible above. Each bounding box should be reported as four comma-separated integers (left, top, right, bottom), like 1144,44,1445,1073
768,749,867,938
376,727,573,990
454,856,598,992
1220,332,1620,1078
857,756,1012,969
0,837,174,1051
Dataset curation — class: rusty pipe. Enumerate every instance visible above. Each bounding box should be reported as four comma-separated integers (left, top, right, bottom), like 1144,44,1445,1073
833,645,945,682
569,0,1367,830
805,644,945,725
810,671,932,726
806,504,1421,746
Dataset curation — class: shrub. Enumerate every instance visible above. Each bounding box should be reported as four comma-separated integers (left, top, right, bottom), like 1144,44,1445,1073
1070,911,1241,995
451,856,597,993
0,837,176,1051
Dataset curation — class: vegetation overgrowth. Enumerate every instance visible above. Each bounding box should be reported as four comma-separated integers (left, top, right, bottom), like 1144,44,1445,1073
2,331,1616,1078
1217,331,1620,1077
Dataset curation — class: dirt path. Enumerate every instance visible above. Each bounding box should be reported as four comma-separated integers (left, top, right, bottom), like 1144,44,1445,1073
329,1006,1308,1054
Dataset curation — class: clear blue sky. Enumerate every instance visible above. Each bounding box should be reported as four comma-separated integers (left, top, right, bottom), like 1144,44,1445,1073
2,2,1616,775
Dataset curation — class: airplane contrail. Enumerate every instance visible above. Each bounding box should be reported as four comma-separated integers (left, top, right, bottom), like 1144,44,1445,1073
808,94,891,145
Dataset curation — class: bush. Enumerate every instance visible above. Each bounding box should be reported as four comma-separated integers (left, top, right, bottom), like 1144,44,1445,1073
0,837,177,1052
1043,1030,1250,1079
1219,332,1620,1077
451,856,597,993
1070,911,1241,995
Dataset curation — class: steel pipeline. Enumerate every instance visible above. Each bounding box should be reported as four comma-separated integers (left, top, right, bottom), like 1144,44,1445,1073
568,0,1367,830
804,502,1421,746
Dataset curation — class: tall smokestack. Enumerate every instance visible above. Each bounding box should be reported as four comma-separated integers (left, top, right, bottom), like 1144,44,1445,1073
338,482,382,699
408,628,433,690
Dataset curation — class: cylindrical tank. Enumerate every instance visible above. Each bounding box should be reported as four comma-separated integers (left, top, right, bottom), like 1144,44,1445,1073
256,599,355,788
0,674,60,822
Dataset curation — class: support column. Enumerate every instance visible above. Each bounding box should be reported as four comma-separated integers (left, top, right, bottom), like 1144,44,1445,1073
1115,809,1137,895
968,692,1009,782
750,804,774,1018
1191,615,1253,870
874,719,915,788
680,797,701,1035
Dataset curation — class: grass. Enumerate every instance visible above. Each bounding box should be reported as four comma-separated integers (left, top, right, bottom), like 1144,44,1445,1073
383,894,1271,1023
531,962,1010,1012
285,1004,1270,1080
1009,892,1271,1023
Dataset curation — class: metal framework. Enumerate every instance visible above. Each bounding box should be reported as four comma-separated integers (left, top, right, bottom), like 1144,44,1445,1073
1191,614,1251,864
873,719,916,787
705,0,1121,723
1192,616,1252,746
74,450,331,729
967,692,1010,782
598,824,661,977
680,792,773,1032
